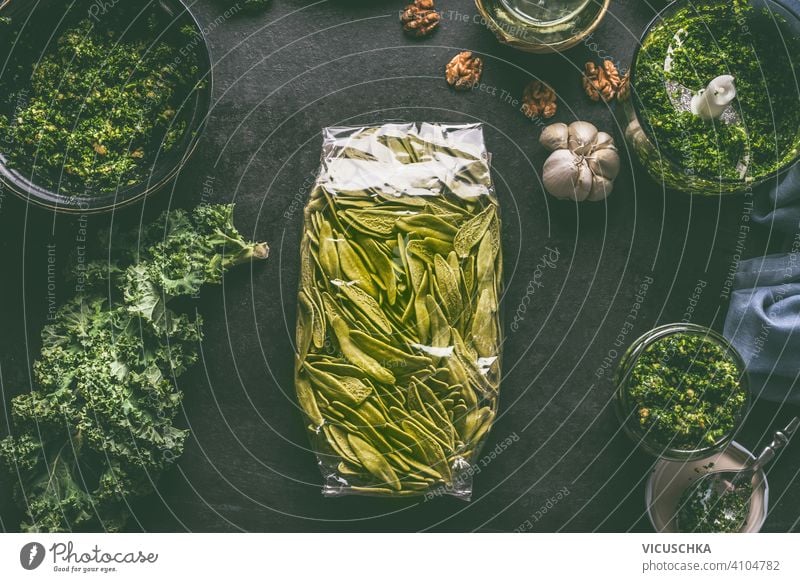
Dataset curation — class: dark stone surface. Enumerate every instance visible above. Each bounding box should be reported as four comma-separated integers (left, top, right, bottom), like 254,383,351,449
1,0,798,532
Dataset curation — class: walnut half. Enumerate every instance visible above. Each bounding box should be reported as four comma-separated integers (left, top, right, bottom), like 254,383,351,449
445,51,484,91
401,0,440,37
616,70,631,102
583,60,626,102
521,80,558,119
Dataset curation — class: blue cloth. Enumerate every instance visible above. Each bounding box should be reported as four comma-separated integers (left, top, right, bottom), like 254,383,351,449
752,164,800,239
724,254,800,404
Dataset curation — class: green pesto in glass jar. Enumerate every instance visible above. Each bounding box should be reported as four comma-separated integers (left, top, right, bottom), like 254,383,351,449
677,479,753,533
0,11,202,196
628,333,747,451
634,0,800,181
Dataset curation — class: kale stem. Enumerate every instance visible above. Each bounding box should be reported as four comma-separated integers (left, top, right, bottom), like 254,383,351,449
222,242,270,269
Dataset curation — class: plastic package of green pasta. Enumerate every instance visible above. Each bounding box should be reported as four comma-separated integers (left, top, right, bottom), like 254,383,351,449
294,122,502,499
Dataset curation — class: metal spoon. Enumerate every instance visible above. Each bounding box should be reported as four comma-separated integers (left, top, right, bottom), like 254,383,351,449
675,417,800,532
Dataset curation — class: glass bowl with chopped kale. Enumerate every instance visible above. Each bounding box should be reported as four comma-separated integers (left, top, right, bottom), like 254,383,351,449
0,0,212,213
619,0,800,195
614,324,750,460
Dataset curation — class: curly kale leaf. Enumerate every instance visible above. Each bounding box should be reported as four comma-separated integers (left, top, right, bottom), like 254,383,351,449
124,204,268,334
0,204,268,532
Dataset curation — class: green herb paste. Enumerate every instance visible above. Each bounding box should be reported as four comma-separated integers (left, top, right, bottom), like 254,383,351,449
0,11,202,196
678,480,752,533
634,0,800,181
629,333,747,450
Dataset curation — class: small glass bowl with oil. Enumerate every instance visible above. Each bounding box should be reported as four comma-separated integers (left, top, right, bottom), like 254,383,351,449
474,0,611,53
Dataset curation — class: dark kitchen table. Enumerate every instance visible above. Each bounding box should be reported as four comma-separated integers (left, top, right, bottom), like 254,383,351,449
1,0,799,533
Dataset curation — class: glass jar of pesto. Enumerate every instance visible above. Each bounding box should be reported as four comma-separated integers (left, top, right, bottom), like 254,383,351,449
620,0,800,195
614,323,750,461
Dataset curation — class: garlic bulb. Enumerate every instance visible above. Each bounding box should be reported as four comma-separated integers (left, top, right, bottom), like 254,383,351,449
539,121,621,202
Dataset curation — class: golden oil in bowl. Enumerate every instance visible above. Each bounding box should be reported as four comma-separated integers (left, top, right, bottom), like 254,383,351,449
476,0,610,53
499,0,594,26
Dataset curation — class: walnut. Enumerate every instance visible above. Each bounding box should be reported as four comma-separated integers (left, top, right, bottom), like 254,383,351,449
521,80,557,119
617,70,631,101
582,61,614,102
401,0,440,37
603,60,621,89
445,51,483,91
583,59,626,102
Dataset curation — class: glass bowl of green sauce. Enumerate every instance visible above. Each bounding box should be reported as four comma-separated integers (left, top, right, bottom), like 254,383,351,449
475,0,611,53
0,0,212,213
620,0,800,195
614,323,750,461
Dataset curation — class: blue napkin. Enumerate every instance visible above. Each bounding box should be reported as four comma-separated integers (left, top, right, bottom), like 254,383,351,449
724,253,800,404
752,164,800,238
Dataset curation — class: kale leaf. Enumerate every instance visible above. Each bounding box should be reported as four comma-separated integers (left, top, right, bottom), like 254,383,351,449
0,204,268,532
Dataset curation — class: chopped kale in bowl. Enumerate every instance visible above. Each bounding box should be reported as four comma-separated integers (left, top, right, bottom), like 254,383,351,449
0,0,211,211
625,0,800,194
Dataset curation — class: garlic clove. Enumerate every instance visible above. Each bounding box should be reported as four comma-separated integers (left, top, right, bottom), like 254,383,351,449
588,147,621,180
543,149,593,201
567,121,598,155
539,123,569,152
587,174,613,201
593,131,616,151
575,161,594,201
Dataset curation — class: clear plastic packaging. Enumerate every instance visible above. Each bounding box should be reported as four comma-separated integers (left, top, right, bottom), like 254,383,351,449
294,123,502,499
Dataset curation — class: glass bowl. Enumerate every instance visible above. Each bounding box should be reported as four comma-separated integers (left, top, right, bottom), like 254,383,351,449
475,0,611,53
614,323,750,461
0,0,212,214
646,440,768,532
619,0,800,195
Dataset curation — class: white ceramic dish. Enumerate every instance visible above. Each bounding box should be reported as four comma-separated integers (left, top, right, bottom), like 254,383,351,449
646,441,768,533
